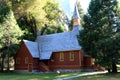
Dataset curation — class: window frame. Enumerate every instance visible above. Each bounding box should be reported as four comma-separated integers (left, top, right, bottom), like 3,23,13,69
25,57,29,64
16,58,20,64
60,52,64,61
70,51,74,61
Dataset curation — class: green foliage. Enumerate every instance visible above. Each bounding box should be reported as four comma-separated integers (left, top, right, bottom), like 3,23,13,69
57,23,65,33
78,0,120,70
43,23,65,35
17,14,36,41
77,1,85,25
0,5,23,54
9,0,65,37
0,6,10,23
10,0,62,27
68,19,73,31
43,0,62,25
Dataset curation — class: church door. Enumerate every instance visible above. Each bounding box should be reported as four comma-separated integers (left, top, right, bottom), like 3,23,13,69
28,63,33,72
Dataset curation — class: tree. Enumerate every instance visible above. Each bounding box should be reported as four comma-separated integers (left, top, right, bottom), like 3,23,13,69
56,23,65,33
17,14,37,41
9,0,64,37
78,0,120,72
39,0,66,35
0,4,23,71
41,23,65,35
9,0,46,40
77,1,85,25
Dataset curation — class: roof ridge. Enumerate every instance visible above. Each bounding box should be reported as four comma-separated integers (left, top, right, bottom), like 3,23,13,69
37,31,71,37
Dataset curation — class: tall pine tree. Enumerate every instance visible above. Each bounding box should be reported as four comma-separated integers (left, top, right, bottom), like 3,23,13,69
0,4,23,71
78,0,120,72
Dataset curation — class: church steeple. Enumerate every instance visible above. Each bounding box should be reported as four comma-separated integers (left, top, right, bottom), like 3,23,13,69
73,5,80,27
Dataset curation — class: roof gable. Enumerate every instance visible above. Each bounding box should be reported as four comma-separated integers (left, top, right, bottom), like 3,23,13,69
23,40,39,58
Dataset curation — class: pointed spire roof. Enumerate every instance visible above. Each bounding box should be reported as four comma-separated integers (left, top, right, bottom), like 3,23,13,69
73,5,80,19
72,3,81,31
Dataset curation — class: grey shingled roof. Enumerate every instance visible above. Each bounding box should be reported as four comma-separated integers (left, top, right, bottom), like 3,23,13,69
37,26,81,60
23,40,39,58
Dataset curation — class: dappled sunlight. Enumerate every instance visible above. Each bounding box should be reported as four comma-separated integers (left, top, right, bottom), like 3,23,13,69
117,65,120,67
29,78,39,80
55,72,83,78
0,72,120,80
44,76,51,79
69,73,120,80
117,64,120,70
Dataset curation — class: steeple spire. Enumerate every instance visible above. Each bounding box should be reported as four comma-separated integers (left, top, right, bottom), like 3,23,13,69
73,4,80,26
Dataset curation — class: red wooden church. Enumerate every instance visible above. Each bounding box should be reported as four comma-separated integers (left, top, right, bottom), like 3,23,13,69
14,6,100,72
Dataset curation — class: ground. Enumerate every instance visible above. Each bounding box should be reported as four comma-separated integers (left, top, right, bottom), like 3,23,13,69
69,73,120,80
0,71,120,80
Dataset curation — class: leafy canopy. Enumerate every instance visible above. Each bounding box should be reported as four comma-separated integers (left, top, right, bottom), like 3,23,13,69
78,0,120,69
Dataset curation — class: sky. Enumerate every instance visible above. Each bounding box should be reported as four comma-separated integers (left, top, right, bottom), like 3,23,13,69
57,0,91,18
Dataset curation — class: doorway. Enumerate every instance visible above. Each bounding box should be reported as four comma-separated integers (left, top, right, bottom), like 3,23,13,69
28,63,33,72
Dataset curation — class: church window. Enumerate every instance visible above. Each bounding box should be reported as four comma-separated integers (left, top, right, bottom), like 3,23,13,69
25,57,29,64
16,58,20,64
70,52,74,61
60,52,64,61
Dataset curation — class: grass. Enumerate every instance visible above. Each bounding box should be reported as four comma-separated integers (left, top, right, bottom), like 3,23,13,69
0,73,55,80
0,71,120,80
69,65,120,80
0,72,83,80
69,73,120,80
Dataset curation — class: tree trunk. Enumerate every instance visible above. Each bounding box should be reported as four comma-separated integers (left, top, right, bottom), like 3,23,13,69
107,68,111,73
6,44,10,72
112,61,117,73
7,36,11,72
7,53,10,71
40,24,48,35
1,52,5,72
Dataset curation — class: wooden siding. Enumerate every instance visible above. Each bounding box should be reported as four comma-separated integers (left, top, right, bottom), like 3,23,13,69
83,56,93,68
33,58,39,70
48,50,83,71
14,41,39,72
14,41,96,72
